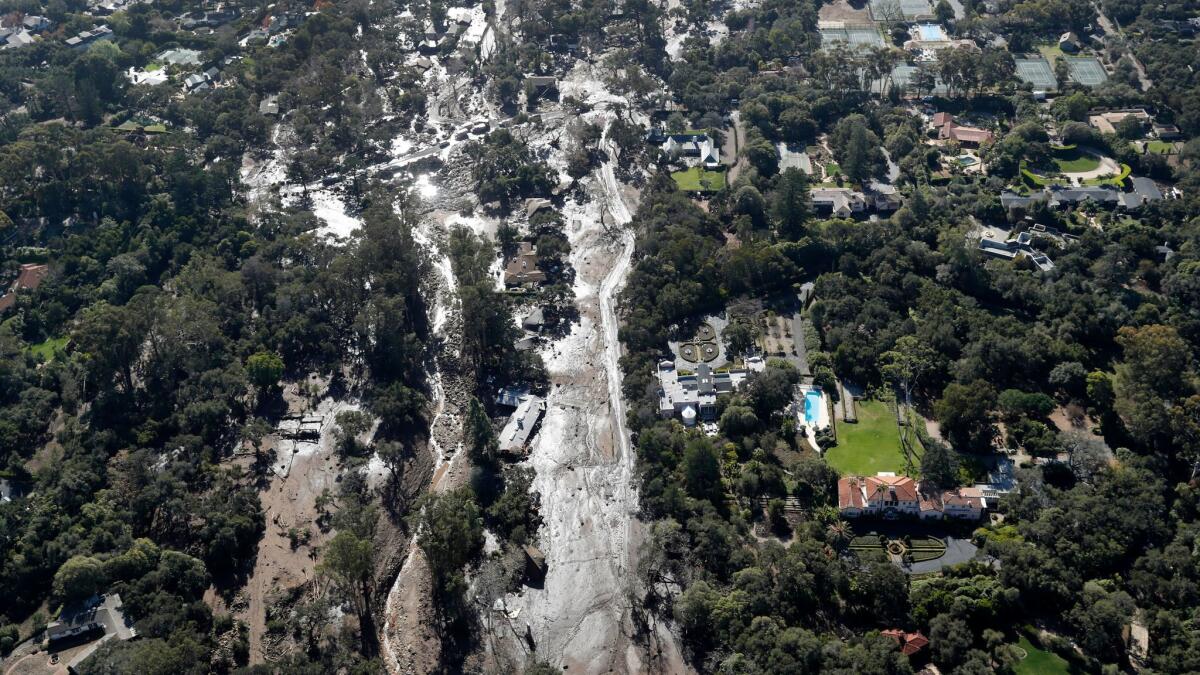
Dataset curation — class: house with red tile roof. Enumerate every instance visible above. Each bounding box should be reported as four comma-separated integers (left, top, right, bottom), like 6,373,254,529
837,476,869,516
0,263,48,313
932,112,994,147
837,472,986,520
882,629,930,656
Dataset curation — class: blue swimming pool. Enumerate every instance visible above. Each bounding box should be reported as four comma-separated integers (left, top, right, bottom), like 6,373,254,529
804,390,823,423
918,24,945,41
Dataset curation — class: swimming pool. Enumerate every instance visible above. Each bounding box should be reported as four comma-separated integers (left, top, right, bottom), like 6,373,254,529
804,390,823,423
917,24,946,41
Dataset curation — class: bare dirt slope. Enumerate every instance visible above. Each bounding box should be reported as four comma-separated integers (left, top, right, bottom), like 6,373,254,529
239,394,365,664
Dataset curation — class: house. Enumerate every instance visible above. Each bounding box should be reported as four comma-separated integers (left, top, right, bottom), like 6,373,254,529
1123,177,1163,209
662,132,721,168
504,242,547,288
933,113,993,147
524,75,558,98
940,487,986,519
837,473,986,520
22,15,52,33
657,361,752,423
523,544,547,583
494,385,530,408
811,188,867,218
999,191,1048,211
867,181,902,211
1088,108,1151,135
882,630,930,657
1153,123,1182,140
157,48,202,67
244,29,270,45
1058,31,1082,53
0,263,49,313
498,395,545,457
521,306,545,332
183,73,210,92
181,7,239,30
837,476,870,517
547,33,579,52
4,29,36,48
524,197,553,219
65,25,113,50
1047,185,1121,208
259,95,280,116
978,231,1055,271
46,593,136,665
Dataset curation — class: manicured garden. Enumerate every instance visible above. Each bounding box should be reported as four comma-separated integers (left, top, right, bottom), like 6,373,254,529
850,534,947,562
671,166,726,192
825,399,907,476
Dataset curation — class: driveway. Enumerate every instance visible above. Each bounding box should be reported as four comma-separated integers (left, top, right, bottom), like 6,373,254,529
905,536,980,574
791,313,811,376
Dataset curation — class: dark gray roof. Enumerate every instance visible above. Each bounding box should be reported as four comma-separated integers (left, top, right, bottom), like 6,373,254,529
1130,176,1163,202
1048,186,1120,205
999,191,1047,210
696,364,715,395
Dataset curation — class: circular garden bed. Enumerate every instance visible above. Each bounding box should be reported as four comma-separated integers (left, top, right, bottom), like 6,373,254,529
678,322,720,363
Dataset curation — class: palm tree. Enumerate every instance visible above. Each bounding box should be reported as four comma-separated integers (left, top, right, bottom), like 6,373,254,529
827,519,854,550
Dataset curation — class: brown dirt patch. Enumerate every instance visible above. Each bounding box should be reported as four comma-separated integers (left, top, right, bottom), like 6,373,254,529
818,0,873,23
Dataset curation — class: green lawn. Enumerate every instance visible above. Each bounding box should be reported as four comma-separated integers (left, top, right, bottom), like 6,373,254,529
1146,140,1176,155
1051,146,1101,173
824,161,841,177
1014,632,1076,675
27,336,68,360
1036,44,1064,63
825,399,907,476
671,166,726,192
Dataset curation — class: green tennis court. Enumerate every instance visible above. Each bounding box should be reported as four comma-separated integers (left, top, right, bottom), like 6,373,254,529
1014,57,1058,90
1065,56,1108,86
820,26,886,49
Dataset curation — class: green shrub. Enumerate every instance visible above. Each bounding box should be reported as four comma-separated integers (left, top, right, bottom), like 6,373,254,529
0,624,19,654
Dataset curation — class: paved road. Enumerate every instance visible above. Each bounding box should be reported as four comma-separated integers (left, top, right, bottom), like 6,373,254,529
1093,3,1153,91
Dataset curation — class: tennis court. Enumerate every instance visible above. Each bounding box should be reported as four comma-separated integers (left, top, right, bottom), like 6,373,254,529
820,26,886,49
875,64,949,95
870,0,934,20
1064,56,1108,86
1014,57,1058,90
